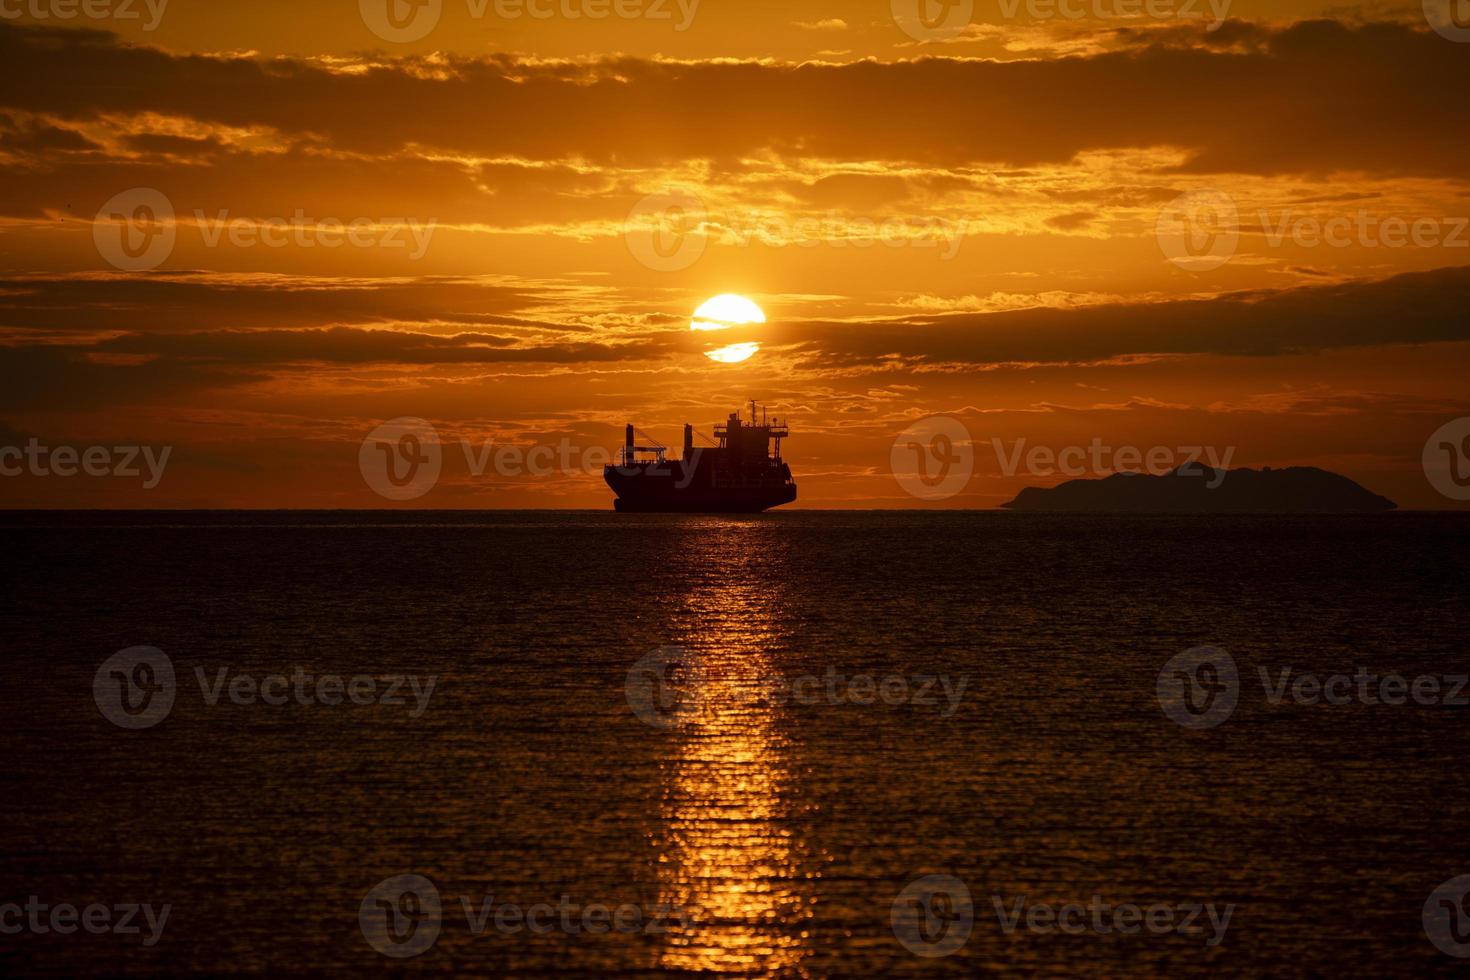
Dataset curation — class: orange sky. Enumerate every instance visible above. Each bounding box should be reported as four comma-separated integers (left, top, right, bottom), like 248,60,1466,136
0,2,1468,508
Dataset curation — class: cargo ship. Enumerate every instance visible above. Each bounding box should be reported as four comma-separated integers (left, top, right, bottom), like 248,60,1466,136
605,402,797,513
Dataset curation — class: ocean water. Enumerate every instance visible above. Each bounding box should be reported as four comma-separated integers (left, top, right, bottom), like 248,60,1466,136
1,511,1468,977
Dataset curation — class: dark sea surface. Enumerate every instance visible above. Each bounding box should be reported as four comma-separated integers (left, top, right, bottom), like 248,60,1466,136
1,511,1468,977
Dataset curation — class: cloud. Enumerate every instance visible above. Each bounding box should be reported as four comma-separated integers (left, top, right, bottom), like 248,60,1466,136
794,19,848,31
2,266,1466,412
1044,211,1098,231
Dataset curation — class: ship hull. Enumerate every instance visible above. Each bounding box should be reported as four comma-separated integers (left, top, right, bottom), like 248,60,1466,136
605,469,796,514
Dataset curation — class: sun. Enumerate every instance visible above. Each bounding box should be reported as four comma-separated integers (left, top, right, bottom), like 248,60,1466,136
692,294,765,331
692,294,765,364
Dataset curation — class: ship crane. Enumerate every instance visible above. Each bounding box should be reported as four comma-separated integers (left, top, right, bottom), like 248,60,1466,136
621,425,667,466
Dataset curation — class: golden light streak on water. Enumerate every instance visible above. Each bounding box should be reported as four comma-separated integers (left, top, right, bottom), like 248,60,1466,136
652,524,817,977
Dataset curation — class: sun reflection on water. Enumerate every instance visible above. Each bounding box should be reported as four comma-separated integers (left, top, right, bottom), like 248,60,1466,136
652,522,817,977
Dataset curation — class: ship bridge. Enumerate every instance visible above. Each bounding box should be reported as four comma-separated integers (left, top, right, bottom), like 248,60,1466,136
714,401,788,461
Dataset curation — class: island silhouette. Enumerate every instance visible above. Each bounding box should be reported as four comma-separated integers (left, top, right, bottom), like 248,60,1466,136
1001,463,1397,513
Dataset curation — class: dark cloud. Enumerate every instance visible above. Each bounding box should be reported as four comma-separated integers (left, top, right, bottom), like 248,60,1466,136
0,274,550,334
1044,211,1098,231
789,174,913,209
0,20,1464,176
0,110,102,160
0,149,625,225
91,326,676,364
123,132,224,155
0,343,267,411
773,265,1470,366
